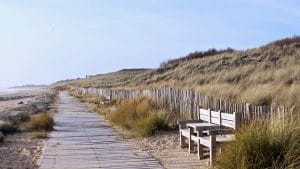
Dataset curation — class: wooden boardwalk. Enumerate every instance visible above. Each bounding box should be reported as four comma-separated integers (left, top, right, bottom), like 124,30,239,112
40,92,163,169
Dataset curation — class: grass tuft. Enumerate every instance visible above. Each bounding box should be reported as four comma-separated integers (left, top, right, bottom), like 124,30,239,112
26,113,54,132
31,131,49,139
214,117,300,169
109,97,169,137
134,111,168,137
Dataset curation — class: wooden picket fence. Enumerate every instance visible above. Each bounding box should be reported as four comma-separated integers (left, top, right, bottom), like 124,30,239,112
70,87,299,124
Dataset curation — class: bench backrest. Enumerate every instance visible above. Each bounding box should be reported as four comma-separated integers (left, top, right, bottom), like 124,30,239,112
199,108,240,129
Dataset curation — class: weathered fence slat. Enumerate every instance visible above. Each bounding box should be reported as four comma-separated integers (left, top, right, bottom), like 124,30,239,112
71,86,299,124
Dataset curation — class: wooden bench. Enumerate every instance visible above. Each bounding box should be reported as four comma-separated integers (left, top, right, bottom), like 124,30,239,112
178,119,203,147
100,98,111,105
178,108,240,165
178,108,218,148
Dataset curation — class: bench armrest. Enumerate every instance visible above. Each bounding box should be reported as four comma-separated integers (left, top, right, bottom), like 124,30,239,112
208,129,234,135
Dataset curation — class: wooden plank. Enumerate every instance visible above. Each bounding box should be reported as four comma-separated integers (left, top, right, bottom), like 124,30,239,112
221,112,235,121
199,108,210,116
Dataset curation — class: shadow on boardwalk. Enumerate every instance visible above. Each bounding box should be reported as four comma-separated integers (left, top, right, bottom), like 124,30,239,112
40,92,163,169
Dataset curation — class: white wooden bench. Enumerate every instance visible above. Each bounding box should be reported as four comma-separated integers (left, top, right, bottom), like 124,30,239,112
178,108,240,165
178,119,203,147
178,108,216,148
100,98,111,105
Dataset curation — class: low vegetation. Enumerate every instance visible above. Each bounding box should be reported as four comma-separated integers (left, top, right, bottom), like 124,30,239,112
31,131,49,139
0,123,18,135
70,91,170,137
70,91,105,105
109,97,169,137
64,69,152,88
134,111,168,137
93,99,117,117
26,113,54,132
0,93,57,143
215,117,300,169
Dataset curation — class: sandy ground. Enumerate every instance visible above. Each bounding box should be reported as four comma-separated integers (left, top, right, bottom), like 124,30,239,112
0,89,50,112
0,89,57,169
97,107,209,168
0,97,36,112
134,131,209,169
110,125,209,169
0,133,46,169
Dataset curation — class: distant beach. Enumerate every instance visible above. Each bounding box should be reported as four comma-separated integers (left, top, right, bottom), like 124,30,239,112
0,86,48,97
0,87,18,96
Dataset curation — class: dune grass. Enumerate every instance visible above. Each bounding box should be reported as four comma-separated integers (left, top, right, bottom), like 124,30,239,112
74,93,105,105
26,113,54,132
214,117,300,169
133,111,168,137
109,97,169,137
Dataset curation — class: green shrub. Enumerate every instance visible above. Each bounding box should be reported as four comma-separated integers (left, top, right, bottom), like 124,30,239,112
215,117,300,169
26,113,54,132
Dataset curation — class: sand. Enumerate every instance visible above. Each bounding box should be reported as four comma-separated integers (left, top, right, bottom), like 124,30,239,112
134,131,209,169
0,133,45,169
0,88,57,169
0,97,36,112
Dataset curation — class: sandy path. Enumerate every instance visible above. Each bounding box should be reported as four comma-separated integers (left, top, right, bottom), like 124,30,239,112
40,92,162,169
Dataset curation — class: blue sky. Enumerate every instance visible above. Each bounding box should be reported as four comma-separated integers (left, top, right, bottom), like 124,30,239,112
0,0,299,87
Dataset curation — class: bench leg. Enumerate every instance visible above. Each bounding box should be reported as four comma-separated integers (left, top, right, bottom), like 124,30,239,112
188,137,193,153
209,135,216,166
188,128,194,153
179,125,184,147
179,131,185,147
197,139,204,159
